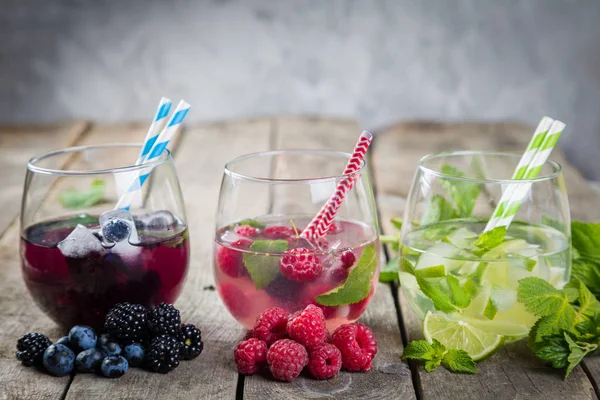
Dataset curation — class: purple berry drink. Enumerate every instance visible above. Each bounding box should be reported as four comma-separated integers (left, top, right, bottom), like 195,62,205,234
21,211,189,328
214,217,380,332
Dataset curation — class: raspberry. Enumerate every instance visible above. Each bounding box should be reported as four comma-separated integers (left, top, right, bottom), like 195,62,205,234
217,239,252,278
331,323,377,372
330,266,349,283
235,225,259,237
279,248,322,282
267,339,308,382
219,282,251,319
340,249,356,269
307,343,342,380
234,338,268,375
263,226,295,240
300,285,338,319
253,307,290,346
286,304,327,348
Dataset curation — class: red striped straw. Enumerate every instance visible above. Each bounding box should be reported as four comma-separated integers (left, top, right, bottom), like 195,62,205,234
300,131,373,240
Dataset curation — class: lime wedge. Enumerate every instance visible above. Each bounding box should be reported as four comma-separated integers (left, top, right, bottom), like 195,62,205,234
423,311,502,360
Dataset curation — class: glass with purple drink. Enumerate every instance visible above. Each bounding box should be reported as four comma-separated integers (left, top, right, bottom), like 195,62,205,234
214,150,380,332
20,144,189,328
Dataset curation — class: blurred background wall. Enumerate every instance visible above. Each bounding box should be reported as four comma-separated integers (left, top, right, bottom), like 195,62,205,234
1,0,599,179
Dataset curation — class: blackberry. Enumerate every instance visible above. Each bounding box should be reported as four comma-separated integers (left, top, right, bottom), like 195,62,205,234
16,332,52,366
105,303,147,341
177,324,204,360
145,335,181,373
147,303,181,336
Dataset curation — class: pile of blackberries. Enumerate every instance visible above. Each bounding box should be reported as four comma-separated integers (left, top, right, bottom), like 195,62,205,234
15,302,203,378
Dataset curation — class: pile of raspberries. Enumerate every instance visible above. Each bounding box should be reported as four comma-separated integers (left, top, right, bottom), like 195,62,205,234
233,304,377,381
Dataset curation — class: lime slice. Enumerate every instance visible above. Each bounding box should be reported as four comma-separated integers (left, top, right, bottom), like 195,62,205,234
423,311,502,360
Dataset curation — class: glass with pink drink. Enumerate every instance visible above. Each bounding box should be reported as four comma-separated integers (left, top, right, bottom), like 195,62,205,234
213,149,380,332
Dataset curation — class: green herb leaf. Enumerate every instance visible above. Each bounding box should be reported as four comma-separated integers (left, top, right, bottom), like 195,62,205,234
439,165,481,217
416,277,457,314
316,244,377,306
483,298,498,320
534,335,570,369
391,217,403,231
571,221,600,261
379,256,399,283
402,340,435,361
242,240,288,289
573,280,600,320
442,349,478,374
517,277,578,317
239,219,266,229
564,332,598,379
446,275,472,308
424,359,442,372
58,179,105,209
473,226,507,252
571,258,600,298
401,258,416,275
423,223,459,242
421,195,459,225
506,253,537,272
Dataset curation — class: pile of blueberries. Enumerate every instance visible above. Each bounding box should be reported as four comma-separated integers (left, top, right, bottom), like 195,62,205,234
15,302,203,378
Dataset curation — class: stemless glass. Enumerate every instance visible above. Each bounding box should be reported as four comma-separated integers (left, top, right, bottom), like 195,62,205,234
214,150,380,332
400,151,570,352
21,144,189,328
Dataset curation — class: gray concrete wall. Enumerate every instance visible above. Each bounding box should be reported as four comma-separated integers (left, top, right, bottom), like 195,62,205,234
1,0,599,179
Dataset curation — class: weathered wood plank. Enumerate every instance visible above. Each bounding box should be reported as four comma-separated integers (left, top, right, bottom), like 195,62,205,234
0,122,89,400
243,117,415,399
65,119,272,399
372,122,597,399
0,122,88,236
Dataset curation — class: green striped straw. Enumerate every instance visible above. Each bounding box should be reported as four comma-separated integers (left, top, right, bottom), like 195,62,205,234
492,120,565,229
483,116,555,232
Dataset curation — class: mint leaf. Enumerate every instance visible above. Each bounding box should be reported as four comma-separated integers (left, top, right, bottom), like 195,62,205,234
439,165,481,217
316,244,377,306
424,359,442,372
517,277,578,316
58,179,105,209
442,349,478,374
391,217,403,231
534,335,570,369
243,240,288,289
421,195,459,225
446,275,472,308
402,340,434,361
506,253,537,272
483,298,498,320
571,258,600,298
400,258,416,275
416,277,457,313
564,332,597,379
572,280,600,320
239,219,266,229
571,221,600,261
379,256,399,283
473,226,506,252
423,223,458,242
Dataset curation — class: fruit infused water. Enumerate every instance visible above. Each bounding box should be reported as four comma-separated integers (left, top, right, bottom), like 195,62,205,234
400,220,570,343
21,211,189,328
214,217,380,331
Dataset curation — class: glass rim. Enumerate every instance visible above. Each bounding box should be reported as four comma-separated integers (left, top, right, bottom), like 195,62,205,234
224,149,366,183
27,143,171,176
418,150,563,184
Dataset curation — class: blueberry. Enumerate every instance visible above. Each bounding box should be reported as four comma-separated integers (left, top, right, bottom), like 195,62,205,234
103,219,131,243
100,356,128,378
98,333,115,348
76,348,104,373
56,336,71,348
43,344,75,376
123,343,145,367
68,326,97,353
100,341,122,357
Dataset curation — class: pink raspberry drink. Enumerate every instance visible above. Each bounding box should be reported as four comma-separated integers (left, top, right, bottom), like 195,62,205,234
214,216,379,331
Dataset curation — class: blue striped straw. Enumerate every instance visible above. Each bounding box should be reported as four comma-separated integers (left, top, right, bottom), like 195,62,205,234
115,100,191,210
135,97,172,165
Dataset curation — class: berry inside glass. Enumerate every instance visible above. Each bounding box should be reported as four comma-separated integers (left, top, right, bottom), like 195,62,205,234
214,150,380,332
21,144,189,328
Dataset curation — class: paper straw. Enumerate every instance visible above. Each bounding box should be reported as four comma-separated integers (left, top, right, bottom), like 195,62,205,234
483,116,554,232
115,100,191,210
300,131,373,239
492,120,565,229
135,97,172,166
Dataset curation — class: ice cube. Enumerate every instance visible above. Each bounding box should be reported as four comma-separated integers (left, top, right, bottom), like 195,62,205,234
221,230,246,244
58,224,105,258
136,210,178,230
100,209,140,244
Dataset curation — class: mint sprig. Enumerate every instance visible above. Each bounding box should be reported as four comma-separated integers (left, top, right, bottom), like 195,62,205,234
316,243,377,306
402,339,478,374
58,179,105,209
242,240,288,289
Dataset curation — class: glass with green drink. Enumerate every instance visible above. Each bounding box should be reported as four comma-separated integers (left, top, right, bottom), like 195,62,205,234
399,120,570,360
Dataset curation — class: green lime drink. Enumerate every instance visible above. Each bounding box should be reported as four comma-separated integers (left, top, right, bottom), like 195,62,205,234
400,220,570,359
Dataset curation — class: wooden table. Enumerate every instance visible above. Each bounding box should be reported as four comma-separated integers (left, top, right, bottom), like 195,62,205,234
0,118,598,400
